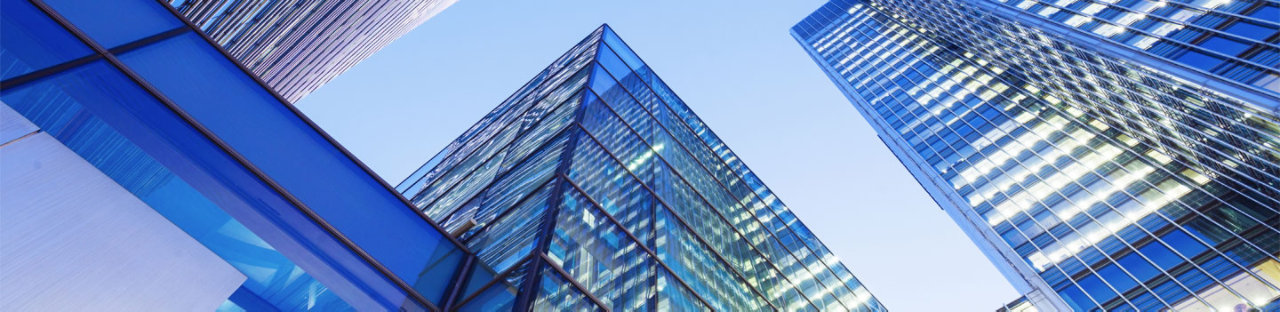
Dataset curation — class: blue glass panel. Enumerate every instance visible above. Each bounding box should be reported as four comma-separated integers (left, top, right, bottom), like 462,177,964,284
115,32,462,304
596,45,634,81
0,0,92,80
225,286,276,311
1224,21,1275,42
1175,269,1214,293
533,266,602,311
554,187,654,309
42,0,182,49
1199,255,1241,281
1131,292,1163,311
412,247,465,303
601,27,645,71
460,264,499,300
1199,36,1250,57
658,270,708,311
1160,230,1208,258
1138,240,1183,270
463,150,558,272
1150,279,1192,306
1057,282,1099,311
1096,263,1138,295
0,61,351,310
457,282,516,312
1175,49,1225,72
1115,252,1161,283
588,64,616,94
1247,5,1279,20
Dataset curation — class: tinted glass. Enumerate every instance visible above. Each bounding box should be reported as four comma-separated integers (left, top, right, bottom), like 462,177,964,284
0,0,92,80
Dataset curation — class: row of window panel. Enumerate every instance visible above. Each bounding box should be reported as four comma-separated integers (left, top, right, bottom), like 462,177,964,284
406,56,594,216
397,31,601,197
996,0,1279,92
839,19,1280,309
598,33,880,307
803,0,1274,309
586,61,872,310
869,0,1280,203
849,0,1280,221
590,42,880,310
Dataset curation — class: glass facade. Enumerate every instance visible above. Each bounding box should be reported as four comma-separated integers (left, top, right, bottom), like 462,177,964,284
981,0,1279,94
165,0,457,102
794,0,1279,311
398,24,887,311
1,0,475,310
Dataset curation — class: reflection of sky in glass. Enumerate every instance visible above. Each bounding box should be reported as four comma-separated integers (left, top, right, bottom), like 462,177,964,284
793,0,1280,310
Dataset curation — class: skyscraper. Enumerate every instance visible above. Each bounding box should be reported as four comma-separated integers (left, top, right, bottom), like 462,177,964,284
794,0,1278,310
166,0,457,102
397,24,887,311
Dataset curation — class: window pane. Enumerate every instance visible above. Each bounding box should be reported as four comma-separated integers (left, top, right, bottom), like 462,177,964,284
116,31,462,304
1223,21,1275,42
0,0,93,80
0,60,352,310
43,0,182,48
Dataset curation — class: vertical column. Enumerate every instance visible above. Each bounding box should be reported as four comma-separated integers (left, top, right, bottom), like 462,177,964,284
511,45,607,311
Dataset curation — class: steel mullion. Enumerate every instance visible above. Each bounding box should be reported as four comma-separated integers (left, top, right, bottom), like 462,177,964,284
413,84,592,221
444,173,559,249
559,174,718,310
588,63,861,307
574,124,789,311
584,74,846,308
537,253,612,311
441,254,475,309
871,6,1280,270
148,0,475,254
29,0,438,309
450,253,538,310
881,9,1269,305
399,41,602,194
0,54,101,90
511,76,596,311
593,39,879,303
577,93,827,309
817,12,1244,306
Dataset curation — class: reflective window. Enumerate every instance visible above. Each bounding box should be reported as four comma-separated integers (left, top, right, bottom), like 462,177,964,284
117,32,464,302
43,0,183,48
0,0,92,80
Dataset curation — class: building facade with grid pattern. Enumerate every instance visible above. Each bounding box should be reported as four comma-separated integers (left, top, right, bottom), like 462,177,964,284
794,0,1279,310
396,24,887,311
978,0,1279,95
165,0,457,102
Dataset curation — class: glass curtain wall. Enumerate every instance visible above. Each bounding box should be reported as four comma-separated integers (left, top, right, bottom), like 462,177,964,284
399,24,888,312
794,0,1279,310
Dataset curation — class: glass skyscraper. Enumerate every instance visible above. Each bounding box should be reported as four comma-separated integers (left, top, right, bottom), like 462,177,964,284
166,0,457,102
397,24,887,311
794,0,1278,310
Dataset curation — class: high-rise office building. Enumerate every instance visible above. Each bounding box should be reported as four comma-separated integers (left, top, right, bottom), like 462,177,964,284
794,0,1278,310
166,0,457,102
396,24,887,311
2,0,473,310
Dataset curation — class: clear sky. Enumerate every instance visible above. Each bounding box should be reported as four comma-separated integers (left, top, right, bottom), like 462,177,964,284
297,0,1020,310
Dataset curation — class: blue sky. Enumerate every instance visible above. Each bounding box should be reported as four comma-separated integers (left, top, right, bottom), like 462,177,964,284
297,0,1019,310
